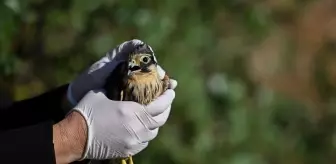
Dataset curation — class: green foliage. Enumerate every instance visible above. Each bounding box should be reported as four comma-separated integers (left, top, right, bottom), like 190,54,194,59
2,0,336,163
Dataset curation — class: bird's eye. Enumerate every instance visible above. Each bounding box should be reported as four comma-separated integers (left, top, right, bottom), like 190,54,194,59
140,56,151,64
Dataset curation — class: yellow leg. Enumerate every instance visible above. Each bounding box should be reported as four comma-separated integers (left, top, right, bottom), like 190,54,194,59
129,156,133,164
120,92,133,164
120,155,133,164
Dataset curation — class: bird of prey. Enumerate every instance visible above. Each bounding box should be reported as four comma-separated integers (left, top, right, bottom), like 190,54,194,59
102,42,170,164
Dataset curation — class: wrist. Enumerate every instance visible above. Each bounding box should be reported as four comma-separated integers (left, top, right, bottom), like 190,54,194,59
53,111,88,164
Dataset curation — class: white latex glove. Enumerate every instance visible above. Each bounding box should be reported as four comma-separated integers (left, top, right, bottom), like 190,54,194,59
67,39,176,106
71,89,176,160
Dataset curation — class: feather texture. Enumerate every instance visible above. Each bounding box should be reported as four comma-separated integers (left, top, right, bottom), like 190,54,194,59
124,64,169,105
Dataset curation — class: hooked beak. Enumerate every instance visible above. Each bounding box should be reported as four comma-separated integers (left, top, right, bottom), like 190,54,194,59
128,61,141,75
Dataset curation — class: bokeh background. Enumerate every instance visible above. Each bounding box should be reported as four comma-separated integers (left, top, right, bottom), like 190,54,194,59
2,0,336,163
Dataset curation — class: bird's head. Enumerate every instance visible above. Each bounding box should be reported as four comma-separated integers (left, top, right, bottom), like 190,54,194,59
127,44,158,77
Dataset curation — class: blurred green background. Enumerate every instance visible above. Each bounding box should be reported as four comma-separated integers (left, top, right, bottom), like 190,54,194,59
2,0,336,163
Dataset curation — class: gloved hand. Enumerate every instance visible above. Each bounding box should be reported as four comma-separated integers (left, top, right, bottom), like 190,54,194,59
67,39,177,107
71,88,176,160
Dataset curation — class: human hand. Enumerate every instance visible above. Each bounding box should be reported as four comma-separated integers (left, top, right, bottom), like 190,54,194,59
63,88,175,161
66,39,177,108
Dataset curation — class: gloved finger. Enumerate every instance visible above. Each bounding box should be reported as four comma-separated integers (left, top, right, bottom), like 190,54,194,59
169,79,178,89
151,105,171,128
157,65,166,80
127,142,149,156
112,39,146,62
105,40,136,61
144,105,172,130
139,128,159,143
88,59,124,83
156,65,177,89
146,89,175,116
88,39,146,81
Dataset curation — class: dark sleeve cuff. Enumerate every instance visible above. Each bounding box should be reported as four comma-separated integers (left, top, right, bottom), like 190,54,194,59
0,121,56,164
0,84,69,131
